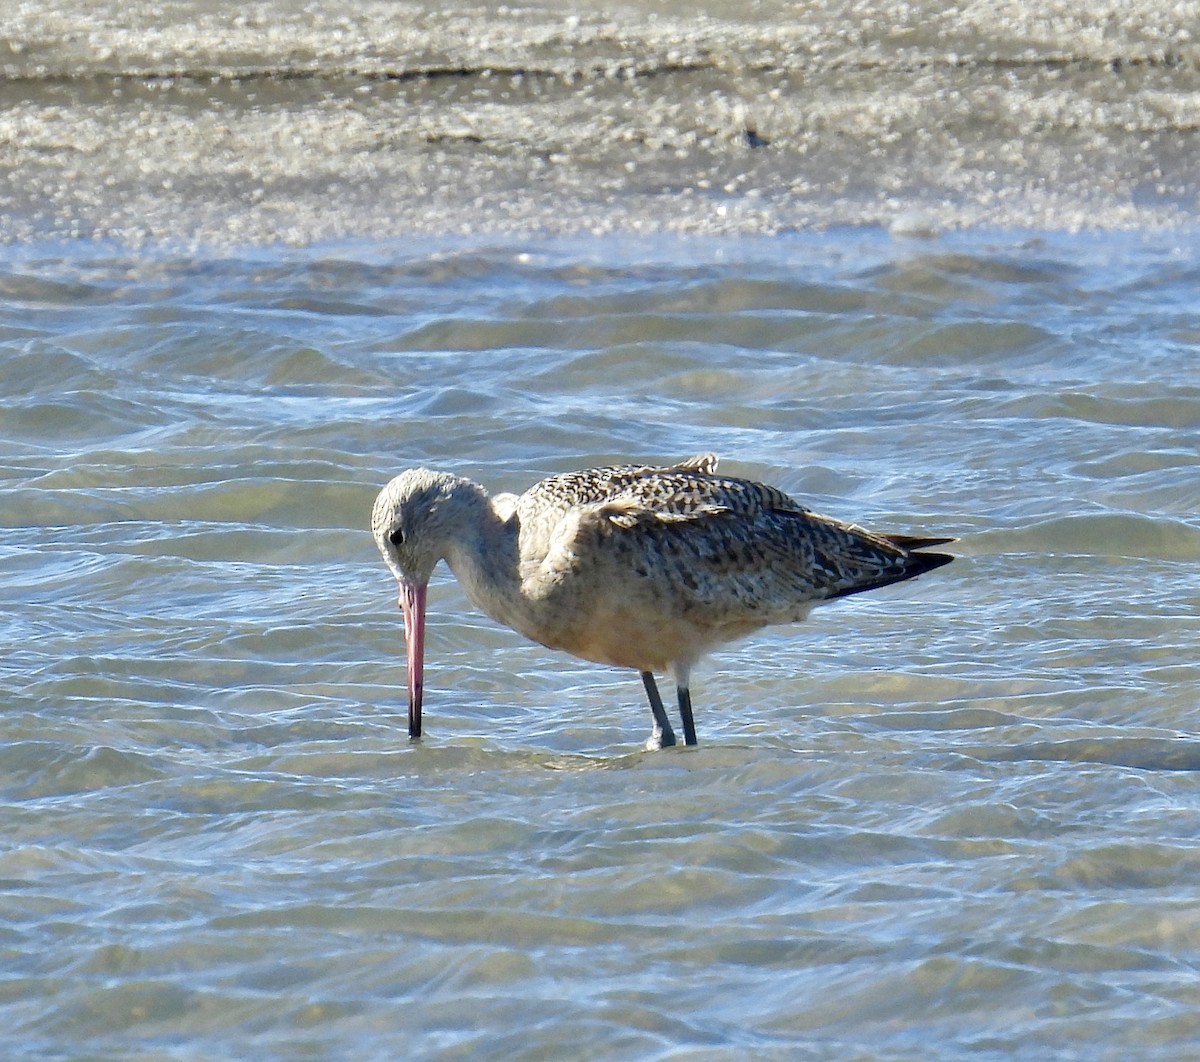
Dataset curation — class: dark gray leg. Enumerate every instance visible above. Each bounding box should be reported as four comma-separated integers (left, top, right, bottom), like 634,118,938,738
677,685,698,746
641,671,676,749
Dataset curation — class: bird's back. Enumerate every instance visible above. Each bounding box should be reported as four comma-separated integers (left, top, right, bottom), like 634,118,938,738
520,453,800,523
507,455,951,672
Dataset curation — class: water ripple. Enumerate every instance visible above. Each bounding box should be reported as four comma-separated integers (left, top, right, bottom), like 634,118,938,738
2,232,1200,1059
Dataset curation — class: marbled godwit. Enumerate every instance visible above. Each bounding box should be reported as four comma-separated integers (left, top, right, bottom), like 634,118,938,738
371,454,953,749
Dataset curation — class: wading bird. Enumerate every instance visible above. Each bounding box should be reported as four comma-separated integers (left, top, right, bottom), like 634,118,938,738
371,455,952,749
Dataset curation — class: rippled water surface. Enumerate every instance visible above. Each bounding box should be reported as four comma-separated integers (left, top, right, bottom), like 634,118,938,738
3,229,1200,1059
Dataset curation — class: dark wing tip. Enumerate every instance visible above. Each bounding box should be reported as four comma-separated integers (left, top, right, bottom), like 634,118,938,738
825,543,954,602
904,549,955,577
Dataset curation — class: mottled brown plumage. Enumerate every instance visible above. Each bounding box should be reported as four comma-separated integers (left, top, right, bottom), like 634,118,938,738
372,454,953,749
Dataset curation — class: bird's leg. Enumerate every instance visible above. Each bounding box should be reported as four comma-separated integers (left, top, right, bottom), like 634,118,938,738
641,671,676,750
676,685,698,746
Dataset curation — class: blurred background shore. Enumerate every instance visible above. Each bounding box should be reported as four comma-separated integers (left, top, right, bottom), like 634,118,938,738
2,0,1198,246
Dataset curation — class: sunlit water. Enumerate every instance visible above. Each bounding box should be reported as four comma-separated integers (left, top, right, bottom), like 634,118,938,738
2,229,1199,1059
4,0,1200,243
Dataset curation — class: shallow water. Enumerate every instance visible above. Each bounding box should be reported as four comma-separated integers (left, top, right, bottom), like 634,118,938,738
2,229,1199,1059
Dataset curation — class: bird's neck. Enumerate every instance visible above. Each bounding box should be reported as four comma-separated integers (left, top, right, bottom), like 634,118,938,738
440,486,523,626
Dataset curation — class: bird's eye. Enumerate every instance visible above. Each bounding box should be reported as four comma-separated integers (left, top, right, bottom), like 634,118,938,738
389,527,405,546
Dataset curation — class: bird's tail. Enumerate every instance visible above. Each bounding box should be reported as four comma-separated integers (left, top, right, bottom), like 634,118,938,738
824,530,955,600
881,533,956,551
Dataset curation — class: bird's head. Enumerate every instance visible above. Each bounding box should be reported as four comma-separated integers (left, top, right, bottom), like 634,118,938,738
371,467,467,587
371,468,476,740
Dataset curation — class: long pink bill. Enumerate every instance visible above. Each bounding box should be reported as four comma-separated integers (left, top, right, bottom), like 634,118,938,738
398,581,427,739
